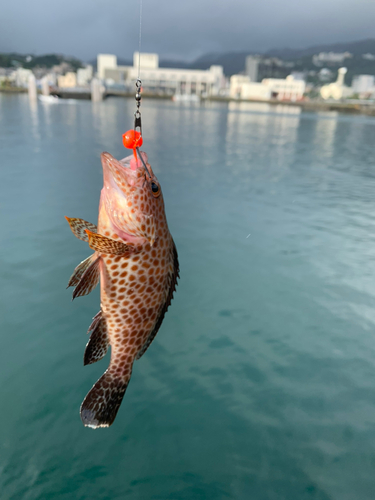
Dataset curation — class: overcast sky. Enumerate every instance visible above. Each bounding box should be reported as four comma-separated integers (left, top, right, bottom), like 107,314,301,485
1,0,375,61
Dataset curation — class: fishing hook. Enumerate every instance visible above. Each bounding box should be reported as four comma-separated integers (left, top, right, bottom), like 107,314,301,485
136,147,152,179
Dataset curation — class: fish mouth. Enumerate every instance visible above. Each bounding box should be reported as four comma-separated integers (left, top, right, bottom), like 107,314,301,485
101,151,145,187
100,151,154,245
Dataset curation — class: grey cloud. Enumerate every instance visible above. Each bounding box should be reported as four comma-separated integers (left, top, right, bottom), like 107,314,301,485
1,0,375,61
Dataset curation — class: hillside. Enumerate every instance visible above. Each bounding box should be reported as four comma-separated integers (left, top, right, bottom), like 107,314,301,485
267,38,375,59
0,53,82,70
3,38,375,82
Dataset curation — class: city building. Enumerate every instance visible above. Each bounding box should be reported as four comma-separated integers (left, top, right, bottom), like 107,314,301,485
57,72,77,88
263,76,306,100
230,74,305,101
245,56,292,82
97,54,118,79
77,65,93,86
320,67,352,100
313,52,352,66
97,52,225,96
230,75,271,100
13,68,33,88
351,75,375,96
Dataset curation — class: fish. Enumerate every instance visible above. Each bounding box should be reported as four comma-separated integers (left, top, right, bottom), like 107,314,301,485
66,150,179,428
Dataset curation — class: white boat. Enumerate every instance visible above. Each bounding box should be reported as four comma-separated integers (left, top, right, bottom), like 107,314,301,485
38,95,60,104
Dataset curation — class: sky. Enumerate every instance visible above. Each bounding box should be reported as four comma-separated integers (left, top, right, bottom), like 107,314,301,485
1,0,375,62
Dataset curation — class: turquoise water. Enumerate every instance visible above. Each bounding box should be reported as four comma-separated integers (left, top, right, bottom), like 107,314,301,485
1,94,375,499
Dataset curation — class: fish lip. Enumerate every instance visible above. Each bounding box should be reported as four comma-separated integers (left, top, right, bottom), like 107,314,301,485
101,151,137,175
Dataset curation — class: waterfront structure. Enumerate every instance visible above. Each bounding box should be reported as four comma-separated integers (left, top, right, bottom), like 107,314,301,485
320,67,352,100
28,74,37,101
230,74,305,101
97,52,225,96
91,78,104,102
41,76,50,96
57,72,77,88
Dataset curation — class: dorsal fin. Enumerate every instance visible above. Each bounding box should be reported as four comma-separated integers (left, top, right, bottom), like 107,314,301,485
136,239,179,360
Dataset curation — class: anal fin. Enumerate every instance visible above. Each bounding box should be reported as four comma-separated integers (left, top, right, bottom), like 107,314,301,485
72,255,101,300
84,311,109,366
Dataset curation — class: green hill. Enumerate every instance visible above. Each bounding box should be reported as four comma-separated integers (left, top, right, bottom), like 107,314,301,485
0,53,82,70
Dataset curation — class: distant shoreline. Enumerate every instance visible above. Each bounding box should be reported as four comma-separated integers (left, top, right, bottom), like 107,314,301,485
2,87,375,116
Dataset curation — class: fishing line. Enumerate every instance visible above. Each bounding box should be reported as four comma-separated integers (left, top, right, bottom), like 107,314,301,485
137,0,143,80
122,0,144,158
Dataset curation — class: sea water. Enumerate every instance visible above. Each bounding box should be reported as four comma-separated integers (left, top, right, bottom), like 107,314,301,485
0,94,375,499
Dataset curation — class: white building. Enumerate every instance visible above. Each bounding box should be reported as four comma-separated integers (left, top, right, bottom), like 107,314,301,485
133,52,159,72
97,54,117,79
97,52,225,96
230,75,271,100
77,65,93,86
351,75,375,95
263,75,305,101
230,74,305,101
320,67,352,100
14,68,33,88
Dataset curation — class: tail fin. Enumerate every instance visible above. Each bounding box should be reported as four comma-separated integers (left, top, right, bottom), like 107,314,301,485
80,370,130,428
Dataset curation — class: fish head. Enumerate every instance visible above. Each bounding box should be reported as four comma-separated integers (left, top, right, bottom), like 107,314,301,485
100,151,166,246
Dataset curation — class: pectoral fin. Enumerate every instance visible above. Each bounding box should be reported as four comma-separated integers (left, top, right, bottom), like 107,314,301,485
84,310,109,366
65,217,97,242
85,230,133,255
72,254,101,300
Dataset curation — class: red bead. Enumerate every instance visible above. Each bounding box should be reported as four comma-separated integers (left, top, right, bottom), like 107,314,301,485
122,130,143,149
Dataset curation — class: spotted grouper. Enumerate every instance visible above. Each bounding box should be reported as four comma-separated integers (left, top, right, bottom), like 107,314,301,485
66,150,179,428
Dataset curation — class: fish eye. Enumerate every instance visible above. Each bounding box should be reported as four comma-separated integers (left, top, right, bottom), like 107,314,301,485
151,182,160,197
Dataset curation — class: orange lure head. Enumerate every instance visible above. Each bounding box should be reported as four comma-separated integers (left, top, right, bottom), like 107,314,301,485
122,130,143,160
